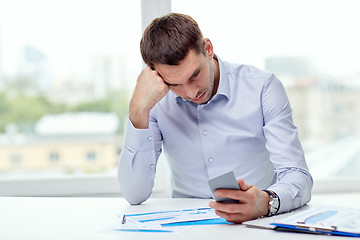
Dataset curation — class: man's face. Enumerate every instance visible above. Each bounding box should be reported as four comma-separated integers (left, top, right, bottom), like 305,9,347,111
154,47,218,105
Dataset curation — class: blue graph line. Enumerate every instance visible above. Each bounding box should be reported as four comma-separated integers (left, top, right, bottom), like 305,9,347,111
304,211,338,224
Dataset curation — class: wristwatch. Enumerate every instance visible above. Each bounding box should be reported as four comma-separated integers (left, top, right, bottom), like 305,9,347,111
263,190,280,216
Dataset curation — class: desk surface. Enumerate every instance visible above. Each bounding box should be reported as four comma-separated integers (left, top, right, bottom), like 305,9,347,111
1,193,360,240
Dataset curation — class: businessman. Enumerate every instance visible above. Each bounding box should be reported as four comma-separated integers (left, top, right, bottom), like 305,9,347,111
118,13,313,223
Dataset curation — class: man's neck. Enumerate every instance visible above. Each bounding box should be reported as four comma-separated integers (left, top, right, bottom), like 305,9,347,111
211,56,220,98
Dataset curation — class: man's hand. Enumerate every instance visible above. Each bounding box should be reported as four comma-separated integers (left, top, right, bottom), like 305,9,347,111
209,178,270,223
129,67,169,129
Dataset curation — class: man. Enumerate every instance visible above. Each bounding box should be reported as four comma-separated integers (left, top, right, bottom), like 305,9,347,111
118,13,313,223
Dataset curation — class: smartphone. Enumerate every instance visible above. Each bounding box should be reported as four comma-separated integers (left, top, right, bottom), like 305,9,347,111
208,171,240,203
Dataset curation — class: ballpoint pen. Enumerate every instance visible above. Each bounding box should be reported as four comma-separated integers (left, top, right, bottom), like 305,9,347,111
121,214,126,224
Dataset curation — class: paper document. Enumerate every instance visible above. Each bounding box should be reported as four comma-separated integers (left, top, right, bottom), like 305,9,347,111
272,205,360,237
111,207,230,234
124,207,220,226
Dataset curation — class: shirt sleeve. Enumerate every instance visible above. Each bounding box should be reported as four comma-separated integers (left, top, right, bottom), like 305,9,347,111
261,74,313,213
117,112,162,205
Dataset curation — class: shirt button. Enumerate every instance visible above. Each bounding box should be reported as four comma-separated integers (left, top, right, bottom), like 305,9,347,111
208,157,213,163
150,164,155,169
203,130,208,136
147,136,152,141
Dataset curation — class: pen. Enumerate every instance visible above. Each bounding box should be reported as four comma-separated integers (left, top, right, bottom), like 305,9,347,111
121,214,126,224
295,223,337,232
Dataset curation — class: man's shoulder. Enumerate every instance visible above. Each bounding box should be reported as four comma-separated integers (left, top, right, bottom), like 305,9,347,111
224,61,272,79
222,62,273,88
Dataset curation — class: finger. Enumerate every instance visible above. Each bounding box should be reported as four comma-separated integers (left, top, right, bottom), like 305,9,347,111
213,210,245,224
209,200,255,223
143,68,169,90
237,178,252,191
209,200,243,214
214,188,247,203
148,66,166,81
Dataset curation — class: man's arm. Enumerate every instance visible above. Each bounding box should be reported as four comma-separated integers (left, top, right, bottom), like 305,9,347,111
129,67,169,129
209,74,312,223
261,74,313,213
118,67,169,205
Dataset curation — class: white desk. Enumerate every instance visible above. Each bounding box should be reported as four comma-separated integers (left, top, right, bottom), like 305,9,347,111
1,193,360,240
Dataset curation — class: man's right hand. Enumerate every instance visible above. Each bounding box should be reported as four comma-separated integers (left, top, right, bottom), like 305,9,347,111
129,67,169,129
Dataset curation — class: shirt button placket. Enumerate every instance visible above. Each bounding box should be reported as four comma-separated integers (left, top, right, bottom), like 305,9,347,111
203,131,212,163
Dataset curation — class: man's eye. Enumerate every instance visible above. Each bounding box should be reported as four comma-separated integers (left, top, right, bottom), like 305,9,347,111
192,71,200,78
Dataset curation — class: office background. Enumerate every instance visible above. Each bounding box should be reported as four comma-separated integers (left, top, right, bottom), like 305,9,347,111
0,0,359,197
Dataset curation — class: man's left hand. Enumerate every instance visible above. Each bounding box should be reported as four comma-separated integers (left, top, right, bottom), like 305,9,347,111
209,178,270,223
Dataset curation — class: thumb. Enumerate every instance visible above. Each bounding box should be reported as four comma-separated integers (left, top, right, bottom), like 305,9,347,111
237,178,252,191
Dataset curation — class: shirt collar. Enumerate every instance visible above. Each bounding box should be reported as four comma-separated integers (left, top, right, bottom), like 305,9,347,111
172,54,230,103
213,54,230,101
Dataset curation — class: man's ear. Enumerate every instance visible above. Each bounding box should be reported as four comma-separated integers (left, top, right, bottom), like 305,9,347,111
203,38,214,59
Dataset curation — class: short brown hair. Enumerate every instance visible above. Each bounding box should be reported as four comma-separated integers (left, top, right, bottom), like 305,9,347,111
140,13,205,68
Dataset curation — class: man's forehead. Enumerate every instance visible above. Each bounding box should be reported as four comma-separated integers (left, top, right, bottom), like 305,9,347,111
155,51,202,83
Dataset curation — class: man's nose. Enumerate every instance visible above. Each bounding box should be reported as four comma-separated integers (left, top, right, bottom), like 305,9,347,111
183,83,199,99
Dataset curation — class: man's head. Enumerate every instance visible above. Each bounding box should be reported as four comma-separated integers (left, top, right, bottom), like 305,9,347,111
140,13,205,69
140,13,220,105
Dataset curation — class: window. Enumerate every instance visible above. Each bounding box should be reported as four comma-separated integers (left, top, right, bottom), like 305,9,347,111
0,0,143,196
4,0,357,197
172,0,360,192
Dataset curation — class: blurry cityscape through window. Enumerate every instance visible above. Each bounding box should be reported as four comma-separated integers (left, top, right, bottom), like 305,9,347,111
0,0,359,184
0,0,142,180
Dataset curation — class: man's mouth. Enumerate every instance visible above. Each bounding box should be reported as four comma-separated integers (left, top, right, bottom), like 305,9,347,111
192,92,206,102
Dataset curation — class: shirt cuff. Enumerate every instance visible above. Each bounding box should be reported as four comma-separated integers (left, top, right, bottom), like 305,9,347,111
124,118,154,151
267,185,293,214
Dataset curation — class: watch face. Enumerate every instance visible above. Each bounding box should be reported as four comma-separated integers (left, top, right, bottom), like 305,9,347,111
270,196,279,214
264,190,280,216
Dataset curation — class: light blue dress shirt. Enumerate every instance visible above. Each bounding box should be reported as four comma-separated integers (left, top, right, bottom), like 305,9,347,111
118,55,313,214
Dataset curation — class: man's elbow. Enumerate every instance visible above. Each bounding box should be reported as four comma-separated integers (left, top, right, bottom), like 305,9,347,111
119,178,151,205
122,191,151,205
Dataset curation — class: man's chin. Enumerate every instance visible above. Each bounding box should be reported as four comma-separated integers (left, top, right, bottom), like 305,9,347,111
191,92,207,103
193,94,211,104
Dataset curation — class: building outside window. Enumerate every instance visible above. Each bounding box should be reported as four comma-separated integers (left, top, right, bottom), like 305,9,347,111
49,152,60,163
86,151,97,162
10,153,23,164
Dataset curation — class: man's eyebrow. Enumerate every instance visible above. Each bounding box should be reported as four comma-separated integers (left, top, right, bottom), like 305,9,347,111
187,66,201,80
163,80,176,86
